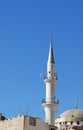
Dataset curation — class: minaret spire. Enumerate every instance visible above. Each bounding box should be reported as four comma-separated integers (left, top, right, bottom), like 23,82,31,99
48,34,55,64
42,35,59,125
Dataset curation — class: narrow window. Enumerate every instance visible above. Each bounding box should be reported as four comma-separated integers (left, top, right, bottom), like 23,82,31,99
51,128,55,130
77,121,79,125
71,121,73,125
65,122,67,125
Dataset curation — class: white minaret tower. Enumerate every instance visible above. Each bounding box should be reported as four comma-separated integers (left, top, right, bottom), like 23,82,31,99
42,35,59,125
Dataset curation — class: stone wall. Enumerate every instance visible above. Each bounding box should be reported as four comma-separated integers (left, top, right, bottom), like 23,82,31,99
0,115,24,130
24,116,49,130
0,115,57,130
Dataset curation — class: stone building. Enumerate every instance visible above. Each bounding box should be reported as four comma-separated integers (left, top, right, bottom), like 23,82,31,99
55,109,83,130
0,114,57,130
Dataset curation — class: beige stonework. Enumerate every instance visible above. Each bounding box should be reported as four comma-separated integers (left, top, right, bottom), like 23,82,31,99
57,125,83,130
0,115,57,130
0,115,24,130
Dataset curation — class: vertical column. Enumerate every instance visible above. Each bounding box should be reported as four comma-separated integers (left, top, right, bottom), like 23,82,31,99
42,37,59,125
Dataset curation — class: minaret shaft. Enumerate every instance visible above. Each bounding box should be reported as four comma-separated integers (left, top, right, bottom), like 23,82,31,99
42,36,59,125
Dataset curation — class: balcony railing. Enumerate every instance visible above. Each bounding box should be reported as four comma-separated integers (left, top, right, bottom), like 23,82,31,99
42,98,59,104
44,73,58,80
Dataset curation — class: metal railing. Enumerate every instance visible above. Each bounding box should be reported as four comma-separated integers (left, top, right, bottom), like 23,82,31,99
42,98,59,104
44,73,58,80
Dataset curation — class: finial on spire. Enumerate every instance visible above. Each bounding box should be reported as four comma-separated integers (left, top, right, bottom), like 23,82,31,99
48,34,55,63
50,33,52,45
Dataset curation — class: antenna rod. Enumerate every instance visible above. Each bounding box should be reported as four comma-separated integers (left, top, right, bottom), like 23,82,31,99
75,99,78,109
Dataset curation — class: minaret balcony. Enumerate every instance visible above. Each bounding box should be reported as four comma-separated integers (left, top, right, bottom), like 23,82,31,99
44,73,58,81
42,98,59,104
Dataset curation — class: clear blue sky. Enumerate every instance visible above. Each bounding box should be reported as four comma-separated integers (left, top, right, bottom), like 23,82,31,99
0,0,83,121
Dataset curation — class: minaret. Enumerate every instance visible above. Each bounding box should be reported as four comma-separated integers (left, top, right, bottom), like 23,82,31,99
42,35,59,125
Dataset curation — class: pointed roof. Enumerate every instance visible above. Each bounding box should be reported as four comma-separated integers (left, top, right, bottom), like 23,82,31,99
48,34,55,63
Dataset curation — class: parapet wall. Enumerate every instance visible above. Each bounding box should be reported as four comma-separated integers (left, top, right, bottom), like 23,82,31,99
0,115,57,130
0,115,24,130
